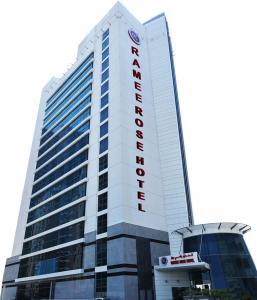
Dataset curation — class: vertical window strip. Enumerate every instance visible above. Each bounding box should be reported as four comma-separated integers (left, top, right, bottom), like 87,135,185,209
95,30,110,277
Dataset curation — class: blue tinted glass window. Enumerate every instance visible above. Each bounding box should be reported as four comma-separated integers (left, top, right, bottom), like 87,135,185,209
99,137,108,154
41,105,90,149
102,48,109,61
102,58,109,72
102,38,109,51
100,122,108,138
46,63,93,115
97,213,107,234
18,244,82,278
31,167,87,207
101,81,109,95
98,173,108,191
99,154,108,172
44,75,92,125
42,94,91,135
96,272,107,297
28,183,86,221
36,127,89,169
96,238,107,266
22,222,84,255
102,29,109,40
101,69,109,83
98,192,108,212
100,107,108,123
46,52,93,106
32,151,87,194
183,233,257,293
40,110,90,155
25,202,85,238
35,139,88,181
17,282,50,298
101,94,108,108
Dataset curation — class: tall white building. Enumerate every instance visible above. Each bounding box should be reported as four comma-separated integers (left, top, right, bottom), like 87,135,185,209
1,3,194,299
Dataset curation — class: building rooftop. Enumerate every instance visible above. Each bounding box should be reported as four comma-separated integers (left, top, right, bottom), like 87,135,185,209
172,222,251,238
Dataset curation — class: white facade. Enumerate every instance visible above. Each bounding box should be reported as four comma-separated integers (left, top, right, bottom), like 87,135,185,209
12,2,192,256
3,2,194,300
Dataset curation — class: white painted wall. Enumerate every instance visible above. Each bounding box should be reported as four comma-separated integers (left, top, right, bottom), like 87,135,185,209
145,15,191,255
154,268,190,300
11,2,191,258
83,3,170,234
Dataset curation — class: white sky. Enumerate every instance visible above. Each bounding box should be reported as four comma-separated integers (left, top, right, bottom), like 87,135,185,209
0,0,257,282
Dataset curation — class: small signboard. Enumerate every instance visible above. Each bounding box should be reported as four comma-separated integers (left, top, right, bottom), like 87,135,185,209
159,252,199,266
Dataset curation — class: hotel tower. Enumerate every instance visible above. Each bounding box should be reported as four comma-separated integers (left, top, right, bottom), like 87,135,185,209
2,2,256,300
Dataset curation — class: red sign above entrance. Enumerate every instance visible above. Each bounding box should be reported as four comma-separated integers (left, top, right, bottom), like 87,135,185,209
159,252,199,266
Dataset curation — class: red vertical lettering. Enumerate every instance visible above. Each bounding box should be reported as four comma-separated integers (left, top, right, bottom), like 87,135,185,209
136,141,144,151
131,46,139,56
135,93,142,103
134,82,141,91
136,168,145,176
138,203,146,212
137,191,145,200
132,59,140,68
136,130,143,139
136,156,144,165
133,69,141,80
135,118,144,127
137,179,145,188
135,106,143,116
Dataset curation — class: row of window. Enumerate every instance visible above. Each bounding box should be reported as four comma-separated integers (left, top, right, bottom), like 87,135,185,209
22,221,84,255
34,138,88,181
46,52,93,107
18,244,83,278
36,126,89,170
41,94,91,146
44,73,92,126
99,42,109,165
20,33,114,284
95,30,109,288
31,167,87,208
19,53,94,280
25,202,85,238
45,63,93,122
32,151,87,195
16,282,51,299
45,60,93,118
43,85,91,136
40,114,90,158
28,183,86,222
